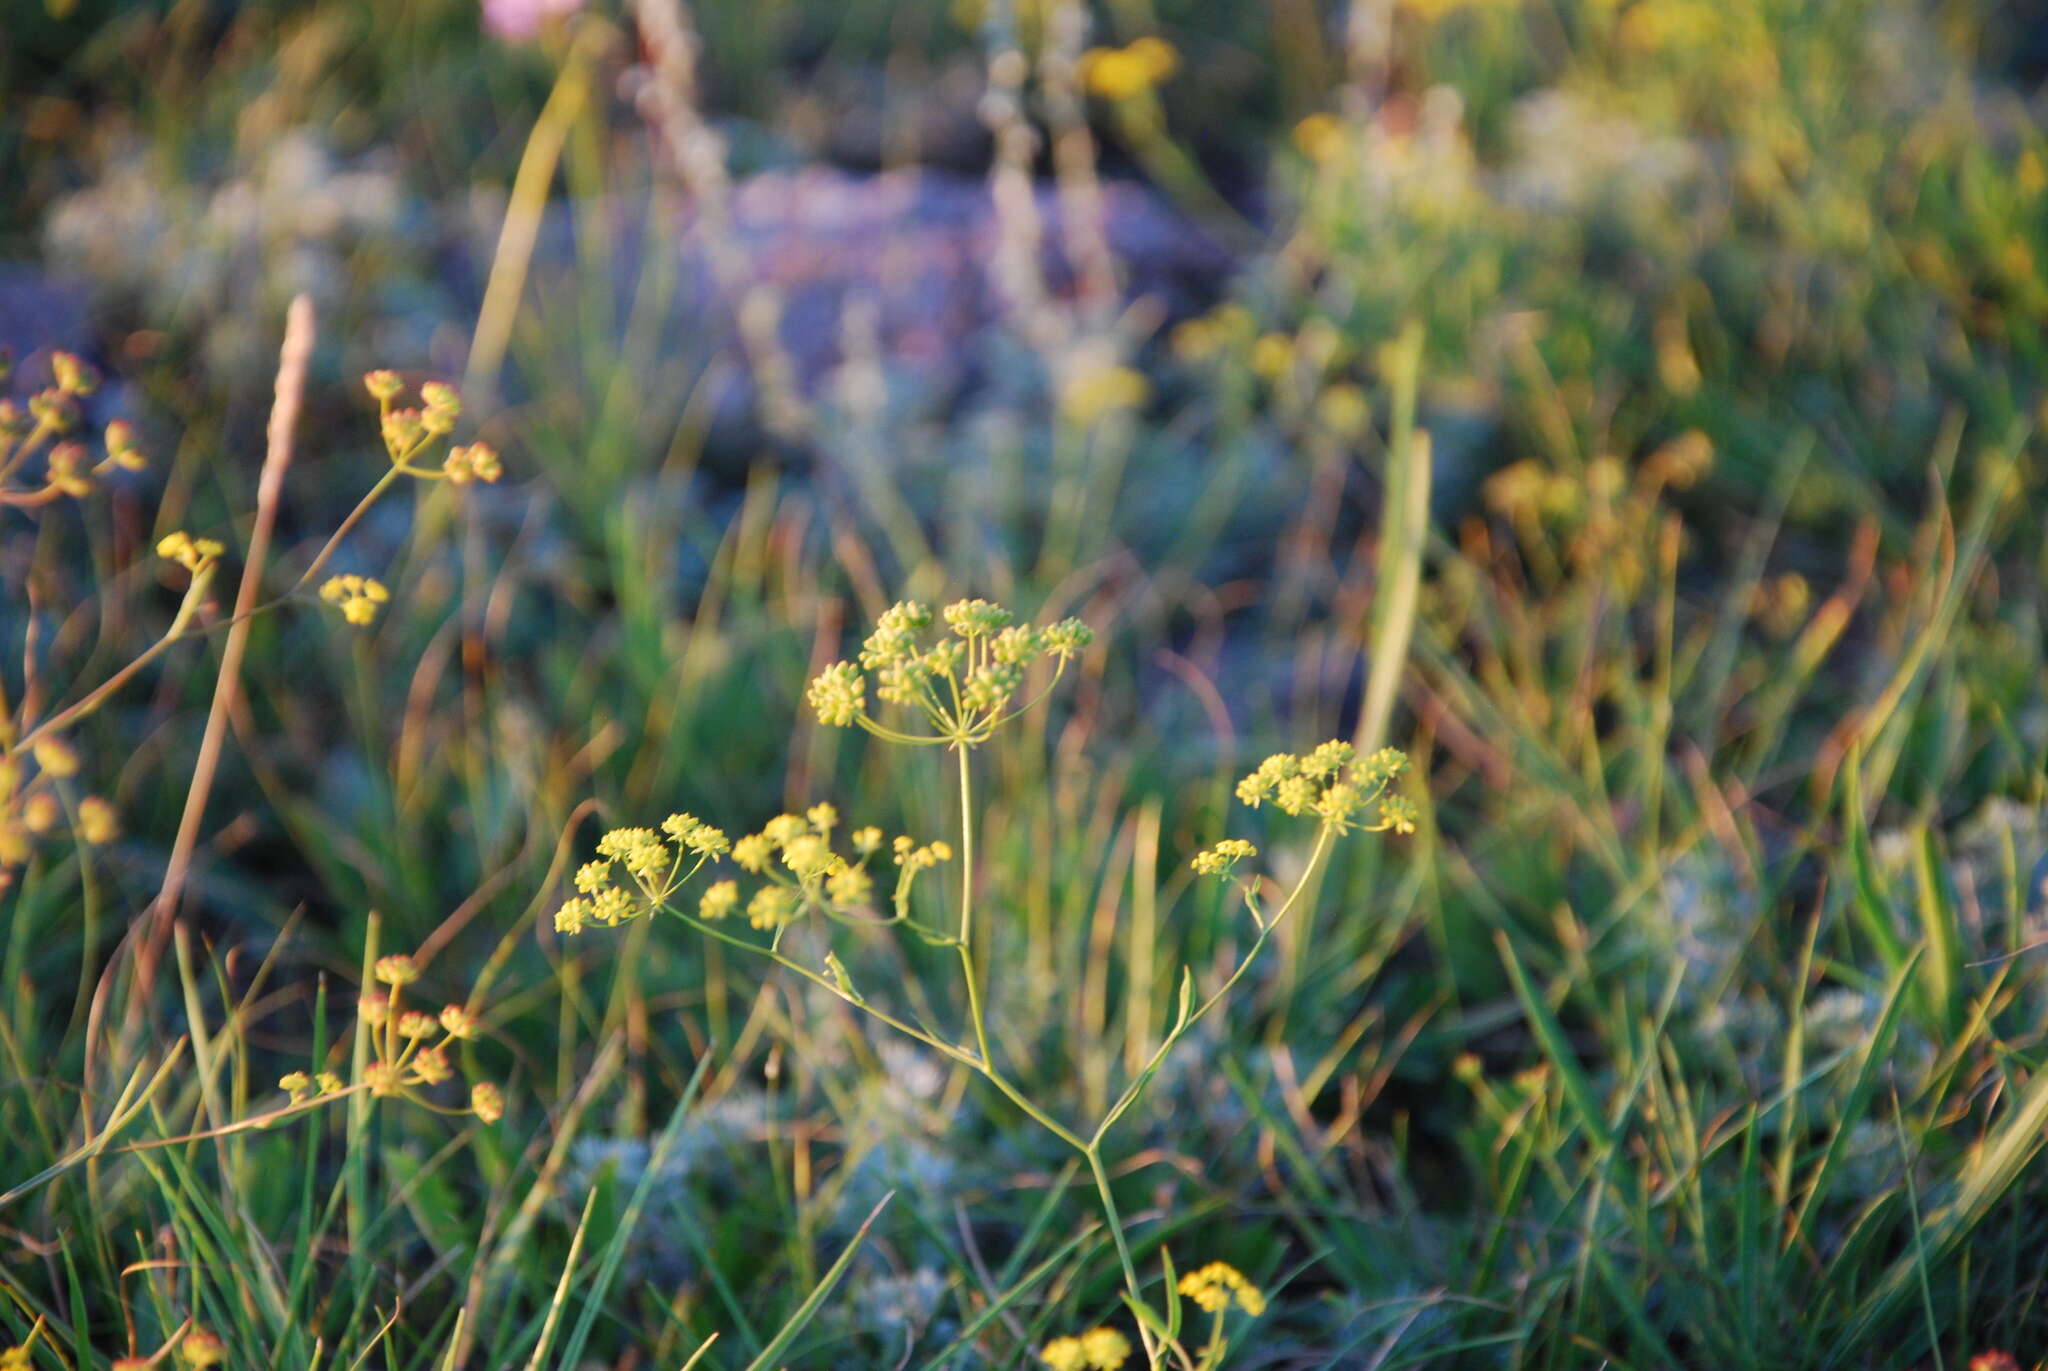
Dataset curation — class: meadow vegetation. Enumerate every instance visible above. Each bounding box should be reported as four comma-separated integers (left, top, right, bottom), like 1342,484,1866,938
3,0,2048,1367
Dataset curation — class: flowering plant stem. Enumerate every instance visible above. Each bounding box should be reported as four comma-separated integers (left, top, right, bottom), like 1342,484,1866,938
659,804,1342,1371
957,744,995,1075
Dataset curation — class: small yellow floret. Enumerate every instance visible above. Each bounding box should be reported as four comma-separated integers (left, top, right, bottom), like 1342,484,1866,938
320,574,390,627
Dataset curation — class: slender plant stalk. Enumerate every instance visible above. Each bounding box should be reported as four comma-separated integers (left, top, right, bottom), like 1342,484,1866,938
957,743,995,1070
134,295,313,1029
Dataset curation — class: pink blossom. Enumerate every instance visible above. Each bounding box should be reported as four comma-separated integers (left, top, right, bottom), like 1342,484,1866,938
480,0,582,42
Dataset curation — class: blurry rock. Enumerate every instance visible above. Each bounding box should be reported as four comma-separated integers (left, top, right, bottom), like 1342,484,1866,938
0,265,96,364
0,265,138,435
690,167,1226,382
779,57,993,172
451,166,1231,411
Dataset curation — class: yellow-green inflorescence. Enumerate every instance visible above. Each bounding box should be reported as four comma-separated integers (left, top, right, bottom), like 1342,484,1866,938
1039,1326,1133,1370
1231,741,1415,834
1190,741,1415,899
555,804,952,939
806,598,1094,746
1177,1260,1266,1316
277,950,504,1125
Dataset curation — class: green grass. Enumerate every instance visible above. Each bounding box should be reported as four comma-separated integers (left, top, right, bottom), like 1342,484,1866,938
4,0,2048,1367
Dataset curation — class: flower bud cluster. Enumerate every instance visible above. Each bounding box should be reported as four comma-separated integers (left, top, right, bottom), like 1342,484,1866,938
809,598,1095,745
1234,741,1415,834
0,351,154,511
0,739,121,883
1037,1326,1132,1371
278,948,503,1126
1176,1260,1267,1316
1190,837,1257,877
158,532,226,575
319,574,390,626
558,799,949,944
554,815,730,934
362,372,503,489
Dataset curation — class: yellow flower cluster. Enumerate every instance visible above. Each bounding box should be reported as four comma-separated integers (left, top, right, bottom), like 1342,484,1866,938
1177,1260,1266,1316
554,815,730,934
362,372,505,487
0,739,121,881
1077,37,1177,100
0,351,151,511
315,950,503,1123
178,1329,225,1368
157,531,226,575
1058,363,1151,428
1170,308,1373,443
443,441,503,485
1292,112,1349,164
558,800,952,944
319,574,390,626
722,805,946,928
808,599,1093,746
1038,1326,1130,1371
1482,431,1714,599
1190,837,1257,878
1235,741,1416,835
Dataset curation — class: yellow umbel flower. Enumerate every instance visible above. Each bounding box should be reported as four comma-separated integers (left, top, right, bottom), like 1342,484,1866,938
22,793,58,835
1038,1337,1086,1371
1038,1328,1129,1371
444,441,503,484
373,954,419,986
1058,363,1150,427
470,1081,505,1124
76,796,119,844
31,736,78,778
1191,838,1256,878
1078,1328,1131,1368
157,531,225,574
1292,112,1348,163
699,879,740,920
1177,1260,1266,1316
319,574,390,626
1077,36,1177,100
178,1328,226,1368
409,1047,452,1085
1233,742,1411,834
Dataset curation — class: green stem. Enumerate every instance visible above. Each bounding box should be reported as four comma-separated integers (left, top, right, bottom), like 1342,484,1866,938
9,462,412,758
1086,1142,1161,1369
9,567,216,757
289,466,404,595
956,742,995,1071
657,902,1085,1148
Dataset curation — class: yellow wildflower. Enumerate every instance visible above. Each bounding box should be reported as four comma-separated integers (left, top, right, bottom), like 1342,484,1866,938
178,1328,225,1368
21,793,59,834
1077,36,1178,100
319,574,390,627
157,531,225,574
1293,112,1348,163
1059,364,1150,427
699,879,740,920
373,953,419,986
76,796,119,844
1079,1328,1131,1368
1177,1260,1266,1316
31,736,78,778
470,1081,505,1124
1038,1337,1086,1371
